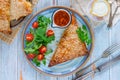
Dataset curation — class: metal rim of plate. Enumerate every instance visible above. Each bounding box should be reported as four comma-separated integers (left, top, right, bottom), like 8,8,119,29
22,6,94,77
10,0,32,27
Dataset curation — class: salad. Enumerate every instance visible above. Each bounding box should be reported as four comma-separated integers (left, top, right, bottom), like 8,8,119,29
24,16,55,66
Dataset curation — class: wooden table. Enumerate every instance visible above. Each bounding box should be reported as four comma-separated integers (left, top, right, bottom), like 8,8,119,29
0,0,120,80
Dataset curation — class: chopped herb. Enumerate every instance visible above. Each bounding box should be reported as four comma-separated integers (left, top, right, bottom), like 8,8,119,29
76,25,92,45
42,58,46,65
45,49,53,55
33,58,40,66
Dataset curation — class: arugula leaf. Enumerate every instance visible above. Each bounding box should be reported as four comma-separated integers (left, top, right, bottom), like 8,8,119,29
42,58,46,65
36,27,46,36
76,25,92,45
30,28,35,34
24,42,41,54
25,40,34,47
86,39,92,45
82,25,87,31
38,16,51,27
46,35,55,43
33,58,40,66
45,49,53,55
24,48,35,53
33,42,42,50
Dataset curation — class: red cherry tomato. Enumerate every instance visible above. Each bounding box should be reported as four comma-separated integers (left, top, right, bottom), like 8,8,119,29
27,53,35,59
39,46,47,54
47,30,54,37
26,33,34,42
37,54,44,61
32,22,38,28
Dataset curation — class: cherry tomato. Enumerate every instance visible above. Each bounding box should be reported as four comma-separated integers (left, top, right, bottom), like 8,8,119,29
32,22,38,28
26,33,34,42
27,53,35,59
37,54,44,61
39,46,47,54
47,30,54,37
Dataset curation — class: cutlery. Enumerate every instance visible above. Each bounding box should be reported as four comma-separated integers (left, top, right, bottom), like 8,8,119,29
107,0,120,27
76,43,120,77
75,53,120,80
107,0,113,27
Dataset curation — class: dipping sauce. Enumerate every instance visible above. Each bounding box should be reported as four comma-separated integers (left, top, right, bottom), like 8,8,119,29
54,10,70,27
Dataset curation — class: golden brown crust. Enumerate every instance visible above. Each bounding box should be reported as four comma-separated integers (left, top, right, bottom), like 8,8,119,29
0,0,11,33
0,0,32,34
10,0,32,20
48,15,88,67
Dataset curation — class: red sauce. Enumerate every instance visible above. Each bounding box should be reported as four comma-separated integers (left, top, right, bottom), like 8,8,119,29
54,10,70,27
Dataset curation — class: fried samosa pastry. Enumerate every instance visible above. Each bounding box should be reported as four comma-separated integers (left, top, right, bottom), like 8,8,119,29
49,15,88,67
0,0,11,33
10,0,32,20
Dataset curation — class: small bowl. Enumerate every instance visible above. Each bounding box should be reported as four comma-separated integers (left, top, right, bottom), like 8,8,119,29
52,9,72,28
87,0,110,22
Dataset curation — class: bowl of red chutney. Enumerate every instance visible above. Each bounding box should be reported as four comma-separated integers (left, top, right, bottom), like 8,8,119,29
52,9,72,28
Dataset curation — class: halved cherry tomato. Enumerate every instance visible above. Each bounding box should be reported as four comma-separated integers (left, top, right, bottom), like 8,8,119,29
37,54,44,61
27,53,35,59
32,22,38,28
47,30,54,37
26,33,34,42
39,46,47,54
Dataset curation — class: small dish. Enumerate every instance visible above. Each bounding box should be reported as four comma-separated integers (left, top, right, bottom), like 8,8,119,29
87,0,110,22
52,9,72,28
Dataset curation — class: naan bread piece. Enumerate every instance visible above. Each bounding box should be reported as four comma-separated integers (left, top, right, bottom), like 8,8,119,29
0,0,11,34
49,15,88,67
10,0,32,20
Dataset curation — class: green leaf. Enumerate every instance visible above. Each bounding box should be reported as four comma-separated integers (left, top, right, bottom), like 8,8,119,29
30,28,34,34
36,27,46,36
45,49,53,55
42,58,46,65
33,58,40,66
37,16,51,27
86,39,92,45
33,42,42,50
24,47,35,53
25,41,33,47
34,50,39,55
46,35,55,43
82,25,87,31
76,25,92,45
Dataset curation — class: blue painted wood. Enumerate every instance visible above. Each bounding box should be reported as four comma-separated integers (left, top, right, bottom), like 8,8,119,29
90,23,110,80
1,37,18,80
0,40,2,80
17,27,37,80
110,20,120,80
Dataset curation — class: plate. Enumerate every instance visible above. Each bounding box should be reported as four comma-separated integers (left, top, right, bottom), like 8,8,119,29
22,6,94,76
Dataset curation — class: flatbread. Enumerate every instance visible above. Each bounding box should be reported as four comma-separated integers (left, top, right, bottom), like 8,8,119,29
10,0,32,20
48,15,88,67
0,0,11,34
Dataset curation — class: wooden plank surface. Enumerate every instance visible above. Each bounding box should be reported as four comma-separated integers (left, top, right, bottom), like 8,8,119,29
110,21,120,80
1,37,18,80
0,40,2,80
0,0,120,80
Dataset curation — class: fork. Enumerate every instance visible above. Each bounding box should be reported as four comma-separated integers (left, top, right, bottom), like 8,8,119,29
108,0,120,27
76,43,120,77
